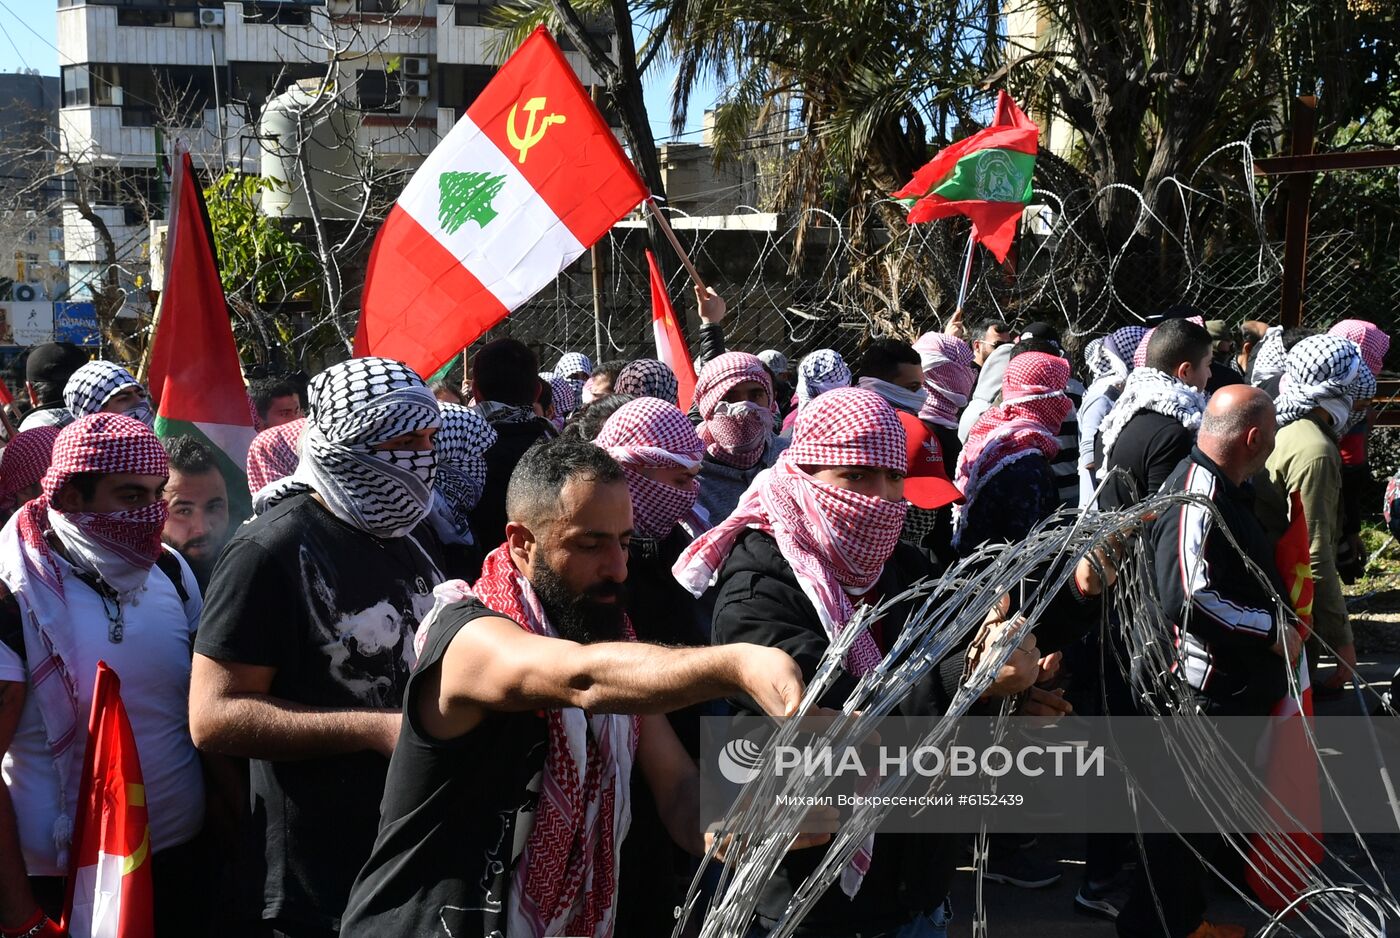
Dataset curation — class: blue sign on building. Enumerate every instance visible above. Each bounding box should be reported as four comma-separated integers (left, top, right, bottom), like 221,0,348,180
54,302,99,346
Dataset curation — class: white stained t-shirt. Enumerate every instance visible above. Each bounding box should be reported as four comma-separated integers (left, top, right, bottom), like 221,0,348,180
0,547,205,876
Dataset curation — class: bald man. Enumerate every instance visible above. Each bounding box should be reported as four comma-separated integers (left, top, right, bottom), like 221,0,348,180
1117,385,1302,938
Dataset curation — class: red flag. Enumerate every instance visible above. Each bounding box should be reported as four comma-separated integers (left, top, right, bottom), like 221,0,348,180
62,663,155,938
355,27,647,378
892,91,1038,263
1246,491,1322,912
144,150,255,517
0,377,14,407
646,250,696,411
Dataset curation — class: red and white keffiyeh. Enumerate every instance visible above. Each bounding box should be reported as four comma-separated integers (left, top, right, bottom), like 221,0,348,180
1131,328,1155,369
1329,319,1390,377
464,547,638,938
594,397,704,539
674,387,905,896
954,353,1070,545
676,387,907,675
246,417,306,494
0,425,61,511
0,413,169,868
694,352,776,468
913,333,976,430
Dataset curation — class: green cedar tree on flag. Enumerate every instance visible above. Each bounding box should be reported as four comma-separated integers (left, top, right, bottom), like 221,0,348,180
354,26,649,378
145,149,254,518
892,91,1038,263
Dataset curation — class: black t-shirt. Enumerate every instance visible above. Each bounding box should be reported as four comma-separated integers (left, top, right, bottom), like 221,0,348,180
340,599,548,938
1095,410,1194,512
469,420,551,554
193,493,444,932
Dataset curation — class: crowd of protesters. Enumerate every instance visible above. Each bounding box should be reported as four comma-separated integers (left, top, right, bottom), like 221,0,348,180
0,291,1389,938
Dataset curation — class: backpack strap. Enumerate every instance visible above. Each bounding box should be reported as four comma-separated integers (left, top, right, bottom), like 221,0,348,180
155,550,190,605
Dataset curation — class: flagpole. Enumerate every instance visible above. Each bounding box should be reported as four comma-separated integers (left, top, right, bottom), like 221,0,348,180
954,229,977,317
644,198,707,292
138,139,186,385
589,85,605,365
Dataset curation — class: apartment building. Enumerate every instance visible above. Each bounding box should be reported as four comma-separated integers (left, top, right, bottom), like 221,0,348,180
56,0,611,311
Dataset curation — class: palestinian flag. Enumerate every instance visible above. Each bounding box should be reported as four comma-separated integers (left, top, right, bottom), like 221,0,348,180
647,249,697,411
63,663,155,938
355,26,648,378
892,91,1038,263
145,150,255,518
1246,491,1322,912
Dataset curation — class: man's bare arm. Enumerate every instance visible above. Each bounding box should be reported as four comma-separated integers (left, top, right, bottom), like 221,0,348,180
189,655,399,760
419,617,804,741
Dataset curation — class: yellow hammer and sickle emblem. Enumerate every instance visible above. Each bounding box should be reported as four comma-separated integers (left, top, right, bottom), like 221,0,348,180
506,97,566,164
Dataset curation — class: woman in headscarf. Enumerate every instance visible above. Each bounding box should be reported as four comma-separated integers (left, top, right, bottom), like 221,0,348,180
677,386,1039,938
594,397,710,935
1077,325,1148,506
613,358,679,405
783,349,851,435
424,402,497,580
693,352,788,523
954,350,1072,552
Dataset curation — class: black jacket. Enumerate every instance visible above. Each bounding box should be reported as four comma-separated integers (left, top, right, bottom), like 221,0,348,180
467,419,551,552
709,530,964,935
615,528,719,938
1149,448,1288,712
1096,410,1194,511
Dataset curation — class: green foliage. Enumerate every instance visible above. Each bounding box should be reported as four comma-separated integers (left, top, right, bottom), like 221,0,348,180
203,171,318,306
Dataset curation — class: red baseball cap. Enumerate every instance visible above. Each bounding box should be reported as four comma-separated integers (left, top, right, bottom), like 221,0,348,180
896,411,963,510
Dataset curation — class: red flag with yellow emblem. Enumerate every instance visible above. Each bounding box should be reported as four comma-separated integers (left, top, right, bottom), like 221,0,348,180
62,662,154,938
1246,491,1322,912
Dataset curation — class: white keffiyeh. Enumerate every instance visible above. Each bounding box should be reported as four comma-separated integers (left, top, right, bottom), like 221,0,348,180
1097,367,1206,463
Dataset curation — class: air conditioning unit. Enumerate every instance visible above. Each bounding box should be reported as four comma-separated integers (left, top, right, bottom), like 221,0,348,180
13,284,38,302
403,57,430,77
199,8,225,27
401,78,429,98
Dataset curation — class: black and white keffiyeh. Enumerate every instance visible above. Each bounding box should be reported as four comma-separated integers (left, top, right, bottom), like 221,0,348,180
1098,367,1207,462
1085,326,1148,387
614,358,680,405
796,349,851,407
553,352,593,379
1250,326,1286,388
260,357,442,537
63,361,145,421
426,402,497,545
1275,334,1363,432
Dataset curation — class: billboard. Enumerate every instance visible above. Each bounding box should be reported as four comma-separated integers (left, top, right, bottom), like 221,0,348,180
54,301,100,346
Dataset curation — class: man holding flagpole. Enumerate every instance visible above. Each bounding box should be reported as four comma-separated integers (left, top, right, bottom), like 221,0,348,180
0,414,208,937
